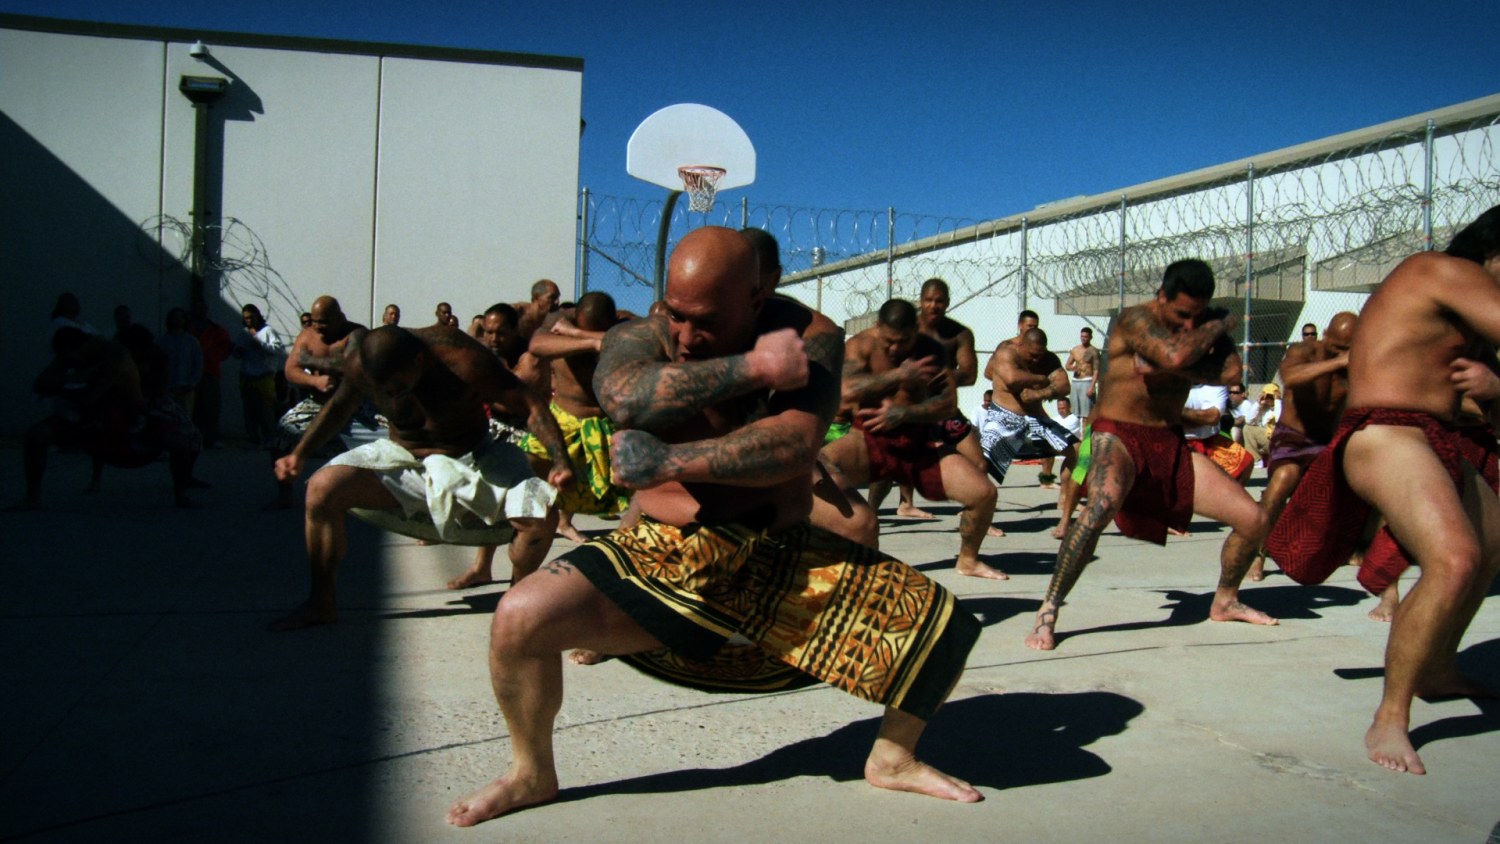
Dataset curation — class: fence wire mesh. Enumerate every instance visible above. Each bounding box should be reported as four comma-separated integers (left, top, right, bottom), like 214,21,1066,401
580,103,1498,391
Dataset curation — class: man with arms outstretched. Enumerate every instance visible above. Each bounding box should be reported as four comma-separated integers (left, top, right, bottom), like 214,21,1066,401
447,227,982,826
1025,259,1277,651
1267,206,1500,775
1248,312,1357,584
269,323,571,631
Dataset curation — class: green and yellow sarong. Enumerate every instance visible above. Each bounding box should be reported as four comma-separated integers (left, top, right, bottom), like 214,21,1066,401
823,420,852,444
520,403,631,516
563,516,979,720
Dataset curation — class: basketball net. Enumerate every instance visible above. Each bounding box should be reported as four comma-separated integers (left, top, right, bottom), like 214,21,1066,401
678,166,726,212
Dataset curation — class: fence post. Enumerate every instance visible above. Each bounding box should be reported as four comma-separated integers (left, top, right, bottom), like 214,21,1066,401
1019,216,1029,312
1244,164,1255,374
886,206,896,300
578,187,590,297
1117,196,1128,315
741,195,748,230
1423,118,1436,251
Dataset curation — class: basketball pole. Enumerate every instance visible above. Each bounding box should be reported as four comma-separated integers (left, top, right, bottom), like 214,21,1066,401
653,190,683,301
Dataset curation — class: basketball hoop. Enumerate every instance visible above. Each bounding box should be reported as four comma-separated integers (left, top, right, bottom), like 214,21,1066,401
678,165,726,212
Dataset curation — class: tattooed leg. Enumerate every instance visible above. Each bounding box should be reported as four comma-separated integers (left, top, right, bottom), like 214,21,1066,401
1028,433,1131,650
1188,451,1278,626
942,453,1006,580
1248,462,1303,580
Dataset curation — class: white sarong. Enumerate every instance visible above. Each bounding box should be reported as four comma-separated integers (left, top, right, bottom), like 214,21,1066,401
331,433,555,545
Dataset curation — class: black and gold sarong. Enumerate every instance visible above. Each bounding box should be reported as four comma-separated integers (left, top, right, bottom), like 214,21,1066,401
563,517,979,721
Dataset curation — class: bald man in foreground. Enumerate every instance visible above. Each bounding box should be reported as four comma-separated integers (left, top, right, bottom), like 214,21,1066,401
447,227,982,826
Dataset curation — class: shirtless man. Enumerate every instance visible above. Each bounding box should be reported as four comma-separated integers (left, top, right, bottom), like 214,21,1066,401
514,278,562,343
1065,326,1101,417
518,291,633,543
16,327,196,509
1025,259,1277,650
1266,206,1500,775
269,323,572,631
432,301,453,328
1247,313,1357,585
981,328,1080,536
382,304,401,326
446,227,983,826
444,302,569,590
269,296,370,508
820,299,1007,579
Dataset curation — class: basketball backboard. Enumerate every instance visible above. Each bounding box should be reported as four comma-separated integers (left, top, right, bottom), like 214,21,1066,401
626,103,756,192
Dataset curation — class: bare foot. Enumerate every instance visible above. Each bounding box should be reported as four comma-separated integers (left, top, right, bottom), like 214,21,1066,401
446,568,494,590
864,754,981,803
1208,599,1278,626
568,648,610,665
1049,523,1067,540
1365,719,1424,775
1367,584,1399,623
895,503,936,520
1025,608,1058,651
955,559,1009,580
416,538,438,547
1247,555,1266,582
1167,527,1188,537
986,525,1006,538
446,771,559,827
556,523,588,544
267,602,336,631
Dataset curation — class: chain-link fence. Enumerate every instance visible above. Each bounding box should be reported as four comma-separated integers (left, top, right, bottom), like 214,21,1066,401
579,96,1499,395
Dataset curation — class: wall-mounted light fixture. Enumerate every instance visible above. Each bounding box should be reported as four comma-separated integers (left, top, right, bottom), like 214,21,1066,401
189,40,209,59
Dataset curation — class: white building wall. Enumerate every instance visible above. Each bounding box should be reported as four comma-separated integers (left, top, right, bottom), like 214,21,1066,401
0,16,582,437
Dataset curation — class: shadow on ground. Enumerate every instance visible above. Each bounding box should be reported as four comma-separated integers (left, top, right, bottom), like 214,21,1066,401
1055,584,1367,646
554,690,1143,804
1334,637,1500,751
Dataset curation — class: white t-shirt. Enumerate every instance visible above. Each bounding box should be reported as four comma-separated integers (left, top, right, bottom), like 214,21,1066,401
1056,412,1082,437
1184,384,1230,440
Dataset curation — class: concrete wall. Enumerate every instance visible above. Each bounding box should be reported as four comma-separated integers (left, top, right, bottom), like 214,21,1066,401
0,15,582,437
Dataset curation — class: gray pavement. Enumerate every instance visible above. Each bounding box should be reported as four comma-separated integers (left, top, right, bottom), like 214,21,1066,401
2,445,1498,843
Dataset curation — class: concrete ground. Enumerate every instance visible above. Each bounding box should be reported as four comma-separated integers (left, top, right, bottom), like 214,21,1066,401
2,445,1498,843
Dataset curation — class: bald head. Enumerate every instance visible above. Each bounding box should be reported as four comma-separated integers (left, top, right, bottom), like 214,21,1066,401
667,227,760,300
309,296,347,340
359,325,423,382
1323,311,1358,353
310,296,343,321
575,291,618,332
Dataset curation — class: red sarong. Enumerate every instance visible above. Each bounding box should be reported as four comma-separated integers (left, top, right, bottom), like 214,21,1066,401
855,420,947,501
1265,407,1499,594
1092,417,1194,545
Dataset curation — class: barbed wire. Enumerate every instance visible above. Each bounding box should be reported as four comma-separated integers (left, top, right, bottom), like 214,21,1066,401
137,214,304,331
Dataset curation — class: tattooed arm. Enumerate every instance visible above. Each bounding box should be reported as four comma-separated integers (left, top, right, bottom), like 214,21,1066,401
1020,362,1071,405
1122,306,1237,373
593,318,807,432
609,323,844,489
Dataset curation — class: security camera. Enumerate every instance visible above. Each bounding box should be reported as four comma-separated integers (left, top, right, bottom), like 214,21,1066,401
189,41,209,59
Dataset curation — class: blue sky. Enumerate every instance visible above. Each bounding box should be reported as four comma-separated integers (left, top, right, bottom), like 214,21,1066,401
5,0,1498,221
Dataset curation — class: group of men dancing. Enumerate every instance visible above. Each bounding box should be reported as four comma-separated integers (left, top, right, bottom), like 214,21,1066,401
152,207,1500,823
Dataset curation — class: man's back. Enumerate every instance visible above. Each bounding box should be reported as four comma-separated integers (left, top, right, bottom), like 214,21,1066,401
1347,252,1500,420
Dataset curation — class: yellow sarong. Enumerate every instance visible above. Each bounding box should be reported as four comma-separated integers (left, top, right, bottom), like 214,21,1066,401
520,403,631,515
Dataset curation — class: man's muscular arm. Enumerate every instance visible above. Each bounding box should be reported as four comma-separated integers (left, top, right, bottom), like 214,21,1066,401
1123,306,1237,372
529,327,603,360
1280,344,1347,387
842,347,942,405
610,327,843,489
594,319,806,431
1020,366,1071,404
953,327,979,387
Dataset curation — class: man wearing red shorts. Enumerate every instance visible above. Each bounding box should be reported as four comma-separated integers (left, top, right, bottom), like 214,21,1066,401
1025,259,1277,651
1266,205,1500,775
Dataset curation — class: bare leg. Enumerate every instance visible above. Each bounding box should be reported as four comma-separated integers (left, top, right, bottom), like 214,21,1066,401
810,458,879,547
864,706,982,802
268,465,399,631
1342,425,1500,774
1249,461,1304,580
954,430,1004,536
1028,432,1130,650
1188,451,1277,626
1050,446,1081,539
507,512,558,583
447,554,663,827
885,481,934,519
940,454,1005,579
